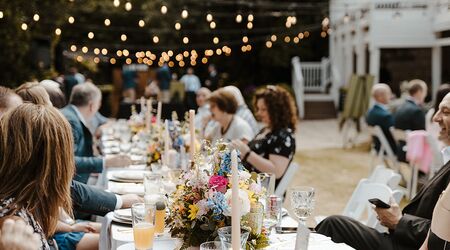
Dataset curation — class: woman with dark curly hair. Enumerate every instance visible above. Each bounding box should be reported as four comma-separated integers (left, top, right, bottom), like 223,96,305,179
232,85,297,186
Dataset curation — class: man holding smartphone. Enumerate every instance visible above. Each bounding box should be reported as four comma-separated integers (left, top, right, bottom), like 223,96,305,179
316,92,450,250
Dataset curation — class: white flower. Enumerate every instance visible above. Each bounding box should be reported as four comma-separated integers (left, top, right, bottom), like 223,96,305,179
239,171,251,182
223,189,251,217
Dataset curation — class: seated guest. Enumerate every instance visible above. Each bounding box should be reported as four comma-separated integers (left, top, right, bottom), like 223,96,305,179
205,88,254,143
223,85,259,134
316,92,450,250
0,86,22,116
61,83,131,183
232,85,297,186
194,87,212,131
426,84,450,150
15,81,52,106
394,79,428,161
40,79,67,108
366,83,397,153
0,104,75,249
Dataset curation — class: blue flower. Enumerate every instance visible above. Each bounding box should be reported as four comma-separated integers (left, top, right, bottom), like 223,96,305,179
218,150,245,176
207,192,228,219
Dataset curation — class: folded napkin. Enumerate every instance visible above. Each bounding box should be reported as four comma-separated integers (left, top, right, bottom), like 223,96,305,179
99,212,114,250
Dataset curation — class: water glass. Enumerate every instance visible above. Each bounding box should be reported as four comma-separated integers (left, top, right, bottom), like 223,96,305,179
144,173,162,195
264,195,282,232
199,241,223,250
131,203,156,250
289,186,315,226
217,226,250,250
258,173,276,196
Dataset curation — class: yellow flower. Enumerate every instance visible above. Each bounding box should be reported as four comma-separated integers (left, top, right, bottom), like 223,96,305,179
246,190,257,203
188,204,199,220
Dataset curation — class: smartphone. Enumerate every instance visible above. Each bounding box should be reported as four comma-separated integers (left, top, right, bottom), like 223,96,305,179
368,198,391,208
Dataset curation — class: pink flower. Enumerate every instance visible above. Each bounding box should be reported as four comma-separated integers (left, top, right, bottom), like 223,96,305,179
208,175,228,193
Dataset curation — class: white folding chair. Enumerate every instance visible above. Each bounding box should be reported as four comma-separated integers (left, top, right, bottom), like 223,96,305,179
367,126,399,172
368,165,402,190
425,133,444,179
275,162,300,197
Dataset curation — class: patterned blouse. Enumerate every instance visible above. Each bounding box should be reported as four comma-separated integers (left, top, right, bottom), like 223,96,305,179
0,198,50,250
245,128,296,185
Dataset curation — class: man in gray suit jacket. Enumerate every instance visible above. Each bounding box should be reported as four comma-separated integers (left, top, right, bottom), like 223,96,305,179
61,83,131,183
316,92,450,250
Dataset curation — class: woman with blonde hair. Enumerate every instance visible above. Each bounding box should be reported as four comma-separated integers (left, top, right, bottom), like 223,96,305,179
15,81,52,106
0,104,75,249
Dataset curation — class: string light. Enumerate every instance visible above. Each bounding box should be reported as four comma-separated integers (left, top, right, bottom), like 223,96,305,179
21,23,28,31
181,9,188,19
304,31,310,37
153,36,159,43
247,22,253,29
175,22,181,30
126,58,132,64
94,48,100,55
293,37,300,43
94,57,100,64
88,32,94,39
113,0,120,7
70,45,77,52
241,45,247,52
125,2,132,11
123,49,129,57
116,50,123,57
179,61,185,67
33,14,40,22
168,61,174,67
206,13,213,22
183,51,189,57
271,35,277,42
246,45,252,51
138,20,145,27
102,48,108,55
285,21,292,28
82,46,88,53
202,57,208,64
104,19,111,26
213,37,219,44
210,21,216,29
265,41,272,48
110,58,116,64
68,16,75,24
55,28,62,35
137,57,143,64
321,31,327,38
121,34,127,41
298,33,304,39
168,50,173,57
76,56,83,62
0,11,3,19
161,5,168,14
235,14,242,23
191,60,196,66
216,48,222,55
248,14,254,22
322,17,330,27
183,37,189,44
242,36,248,43
284,36,290,43
175,54,183,61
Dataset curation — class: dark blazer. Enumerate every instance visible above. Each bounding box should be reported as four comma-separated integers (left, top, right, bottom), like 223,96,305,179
61,105,103,183
394,99,426,161
366,104,397,153
392,160,450,249
71,180,117,217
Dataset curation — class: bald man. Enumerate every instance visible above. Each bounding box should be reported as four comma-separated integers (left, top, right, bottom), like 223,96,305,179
366,83,397,153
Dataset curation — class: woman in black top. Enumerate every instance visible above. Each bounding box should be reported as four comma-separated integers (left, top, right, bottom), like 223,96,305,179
232,85,297,186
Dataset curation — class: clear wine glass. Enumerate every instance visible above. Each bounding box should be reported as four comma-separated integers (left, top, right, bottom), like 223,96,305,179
289,186,315,226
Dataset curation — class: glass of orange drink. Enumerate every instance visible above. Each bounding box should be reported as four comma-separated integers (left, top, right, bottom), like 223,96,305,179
132,203,156,250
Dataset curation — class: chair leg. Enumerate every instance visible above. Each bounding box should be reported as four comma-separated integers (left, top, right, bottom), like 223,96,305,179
411,164,419,198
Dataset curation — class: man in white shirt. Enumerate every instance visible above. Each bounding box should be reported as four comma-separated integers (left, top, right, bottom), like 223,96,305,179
180,67,201,110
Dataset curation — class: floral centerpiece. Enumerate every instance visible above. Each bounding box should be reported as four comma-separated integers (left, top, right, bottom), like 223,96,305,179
167,142,269,249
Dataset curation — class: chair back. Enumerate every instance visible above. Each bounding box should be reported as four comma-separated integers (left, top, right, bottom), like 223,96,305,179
389,127,407,143
368,165,402,189
368,125,398,171
275,162,300,197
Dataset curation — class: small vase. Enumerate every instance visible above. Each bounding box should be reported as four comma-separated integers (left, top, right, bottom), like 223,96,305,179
242,202,264,236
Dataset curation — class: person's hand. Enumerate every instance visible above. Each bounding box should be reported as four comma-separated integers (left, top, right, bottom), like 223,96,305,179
0,218,40,250
120,194,144,208
105,155,132,168
374,198,402,230
70,222,96,233
231,139,250,156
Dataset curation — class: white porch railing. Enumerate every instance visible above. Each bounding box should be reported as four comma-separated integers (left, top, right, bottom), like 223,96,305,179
300,58,332,92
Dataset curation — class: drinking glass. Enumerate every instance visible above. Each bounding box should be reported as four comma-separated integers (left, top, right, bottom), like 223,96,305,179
257,173,276,197
217,226,250,250
131,203,156,250
264,195,282,233
289,186,315,226
199,241,223,250
144,173,162,194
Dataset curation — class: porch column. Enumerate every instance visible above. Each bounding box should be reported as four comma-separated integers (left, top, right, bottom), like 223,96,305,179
432,46,442,101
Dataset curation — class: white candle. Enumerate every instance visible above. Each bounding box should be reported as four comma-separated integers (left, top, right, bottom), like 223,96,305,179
231,150,240,250
156,101,162,128
164,119,170,165
167,149,178,169
140,97,145,114
189,110,195,159
146,99,152,131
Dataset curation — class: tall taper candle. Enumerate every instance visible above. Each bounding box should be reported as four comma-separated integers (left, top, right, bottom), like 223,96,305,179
164,119,170,165
156,101,162,128
231,150,240,250
140,97,145,114
146,99,152,131
189,110,195,159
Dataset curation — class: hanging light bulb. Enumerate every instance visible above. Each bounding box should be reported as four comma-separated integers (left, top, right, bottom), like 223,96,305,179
104,18,111,26
82,46,88,53
121,34,127,41
123,49,129,57
113,0,120,7
153,36,159,43
291,16,297,25
247,14,254,22
271,35,277,42
68,16,75,24
0,11,4,19
206,13,213,22
110,58,116,64
265,41,272,48
183,36,189,44
181,9,188,19
242,36,248,43
88,32,94,39
247,22,253,29
70,45,77,52
102,48,108,55
175,22,181,30
161,5,168,14
94,48,100,55
210,21,216,29
235,14,242,23
33,14,40,22
125,2,132,11
213,37,219,44
55,28,62,35
21,23,28,31
138,20,145,27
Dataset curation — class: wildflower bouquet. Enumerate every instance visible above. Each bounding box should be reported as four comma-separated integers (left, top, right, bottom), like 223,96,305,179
167,143,269,249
